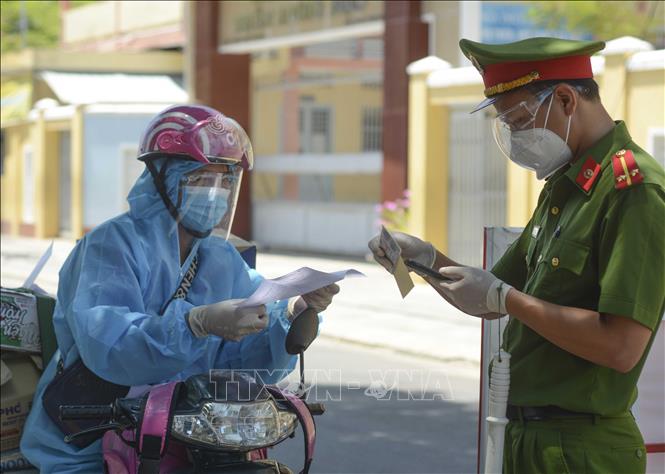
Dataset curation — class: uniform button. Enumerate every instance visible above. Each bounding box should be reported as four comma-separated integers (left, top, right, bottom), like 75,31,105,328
551,257,560,267
551,206,560,215
635,448,643,459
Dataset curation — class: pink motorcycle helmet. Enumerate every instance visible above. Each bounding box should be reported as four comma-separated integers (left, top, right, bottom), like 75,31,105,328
138,104,253,170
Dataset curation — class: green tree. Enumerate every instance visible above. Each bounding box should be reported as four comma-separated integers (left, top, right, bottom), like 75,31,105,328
528,1,665,48
1,0,94,53
1,0,59,52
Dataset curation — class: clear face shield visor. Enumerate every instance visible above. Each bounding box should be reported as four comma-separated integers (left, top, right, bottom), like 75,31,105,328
490,87,556,162
176,164,243,240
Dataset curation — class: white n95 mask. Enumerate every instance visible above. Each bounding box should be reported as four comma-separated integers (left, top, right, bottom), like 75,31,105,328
493,89,573,180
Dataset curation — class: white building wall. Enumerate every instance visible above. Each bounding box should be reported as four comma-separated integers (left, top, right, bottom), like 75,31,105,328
83,113,154,228
253,201,376,256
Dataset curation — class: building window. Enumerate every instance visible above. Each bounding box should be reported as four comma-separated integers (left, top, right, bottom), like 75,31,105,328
299,174,334,202
362,107,382,151
304,39,357,59
311,109,329,140
299,105,332,153
360,38,384,60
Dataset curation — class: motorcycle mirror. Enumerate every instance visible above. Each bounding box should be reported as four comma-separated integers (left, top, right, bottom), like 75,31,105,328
285,308,319,355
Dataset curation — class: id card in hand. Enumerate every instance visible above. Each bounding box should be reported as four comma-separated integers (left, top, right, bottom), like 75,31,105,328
380,226,414,298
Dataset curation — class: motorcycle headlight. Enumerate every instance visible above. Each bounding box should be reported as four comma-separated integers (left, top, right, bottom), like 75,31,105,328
172,400,298,450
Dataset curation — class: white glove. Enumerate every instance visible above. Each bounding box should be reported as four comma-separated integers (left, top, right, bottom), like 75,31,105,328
287,283,340,321
187,299,269,341
438,267,513,316
367,231,436,273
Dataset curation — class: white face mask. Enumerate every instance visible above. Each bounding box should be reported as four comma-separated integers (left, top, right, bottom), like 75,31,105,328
508,95,573,180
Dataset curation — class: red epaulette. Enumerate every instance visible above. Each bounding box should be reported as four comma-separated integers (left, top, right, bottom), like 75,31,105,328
612,149,643,190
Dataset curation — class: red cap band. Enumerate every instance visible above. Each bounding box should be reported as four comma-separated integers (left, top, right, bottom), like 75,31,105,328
483,55,594,91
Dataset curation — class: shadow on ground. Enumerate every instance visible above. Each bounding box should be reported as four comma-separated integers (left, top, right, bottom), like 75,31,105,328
271,385,478,474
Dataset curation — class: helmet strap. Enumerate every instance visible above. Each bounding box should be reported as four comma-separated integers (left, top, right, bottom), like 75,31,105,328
145,158,212,239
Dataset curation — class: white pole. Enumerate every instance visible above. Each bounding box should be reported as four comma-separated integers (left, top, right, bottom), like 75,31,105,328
484,350,510,474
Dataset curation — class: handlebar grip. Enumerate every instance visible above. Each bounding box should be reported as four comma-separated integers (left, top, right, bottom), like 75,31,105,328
306,402,326,416
60,405,113,421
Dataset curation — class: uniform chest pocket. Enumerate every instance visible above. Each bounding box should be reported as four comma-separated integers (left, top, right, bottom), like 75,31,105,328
528,238,592,301
546,239,591,276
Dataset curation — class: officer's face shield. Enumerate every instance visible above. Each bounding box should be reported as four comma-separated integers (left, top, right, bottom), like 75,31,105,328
176,163,243,240
490,86,556,159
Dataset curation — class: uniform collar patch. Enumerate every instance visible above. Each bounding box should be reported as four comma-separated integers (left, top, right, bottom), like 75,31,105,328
574,157,601,193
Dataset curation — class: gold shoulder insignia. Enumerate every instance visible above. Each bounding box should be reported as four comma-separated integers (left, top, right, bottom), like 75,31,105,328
611,149,643,190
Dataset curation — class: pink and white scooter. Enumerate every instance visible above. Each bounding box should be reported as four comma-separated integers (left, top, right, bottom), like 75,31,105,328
60,309,323,474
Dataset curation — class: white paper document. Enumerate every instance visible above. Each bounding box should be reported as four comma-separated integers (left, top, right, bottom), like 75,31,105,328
22,242,53,290
238,267,365,308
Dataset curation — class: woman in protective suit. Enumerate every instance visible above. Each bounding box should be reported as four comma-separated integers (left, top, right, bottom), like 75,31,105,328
21,105,339,473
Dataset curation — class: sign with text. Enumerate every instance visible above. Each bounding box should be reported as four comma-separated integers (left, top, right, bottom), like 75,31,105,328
219,1,383,49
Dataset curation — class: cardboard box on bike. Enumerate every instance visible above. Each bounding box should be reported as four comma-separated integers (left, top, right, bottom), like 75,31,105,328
1,289,40,354
0,354,41,453
0,448,32,472
1,287,57,364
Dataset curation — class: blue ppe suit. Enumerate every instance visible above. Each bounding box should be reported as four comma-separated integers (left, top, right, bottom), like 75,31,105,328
21,160,297,473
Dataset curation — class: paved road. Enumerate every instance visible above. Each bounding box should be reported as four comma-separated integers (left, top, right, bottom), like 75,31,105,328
271,339,480,474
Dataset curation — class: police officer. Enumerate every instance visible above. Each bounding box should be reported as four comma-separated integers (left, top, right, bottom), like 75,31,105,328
369,37,665,473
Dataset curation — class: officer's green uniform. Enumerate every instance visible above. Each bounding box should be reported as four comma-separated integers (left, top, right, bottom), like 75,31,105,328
460,37,665,474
